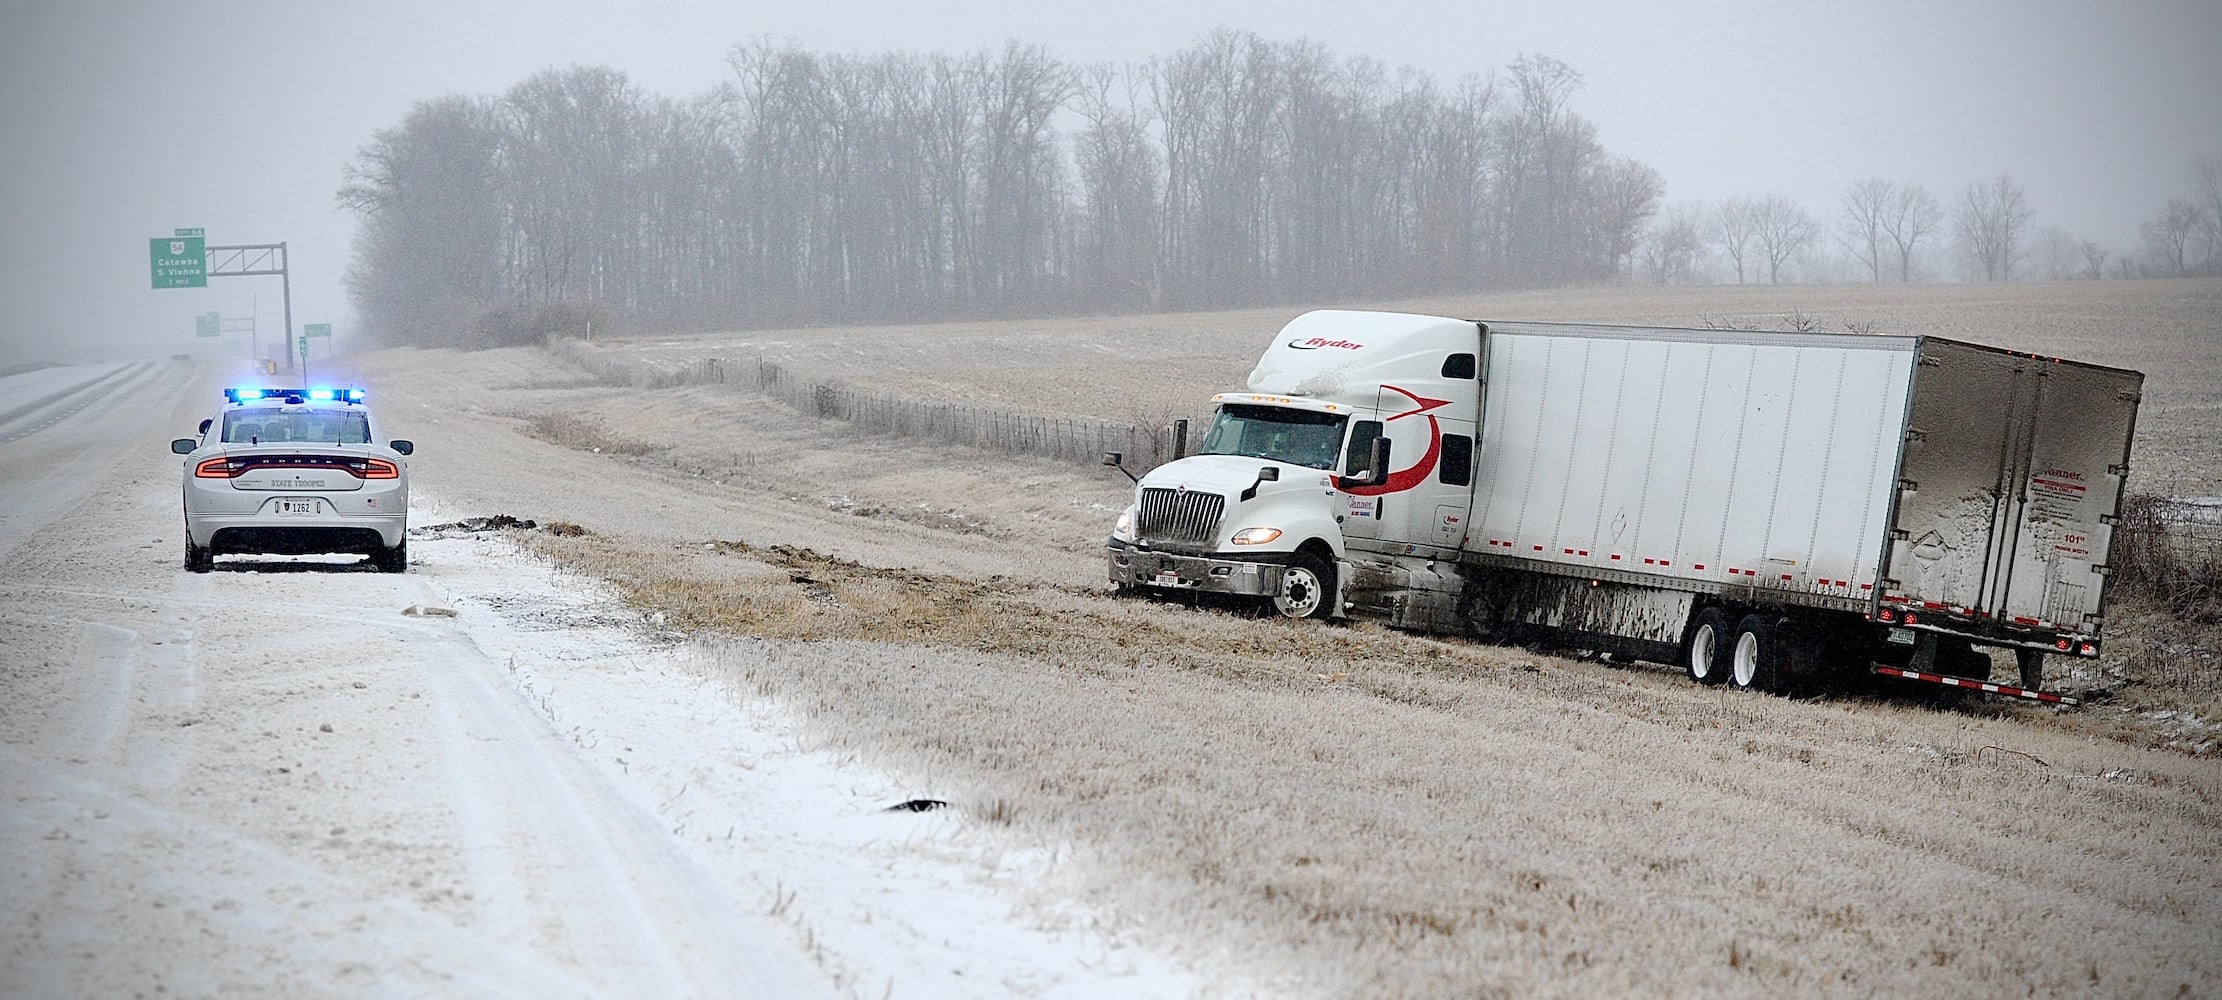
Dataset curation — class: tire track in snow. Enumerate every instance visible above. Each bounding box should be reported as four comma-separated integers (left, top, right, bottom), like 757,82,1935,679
406,617,831,999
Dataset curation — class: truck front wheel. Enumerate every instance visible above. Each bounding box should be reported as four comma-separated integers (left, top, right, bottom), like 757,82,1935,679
1273,554,1334,620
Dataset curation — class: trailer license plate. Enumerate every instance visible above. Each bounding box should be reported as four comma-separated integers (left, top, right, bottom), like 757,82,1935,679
276,498,317,516
1887,627,1916,646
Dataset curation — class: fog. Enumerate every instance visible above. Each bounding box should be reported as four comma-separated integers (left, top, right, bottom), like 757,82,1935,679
2,0,2216,366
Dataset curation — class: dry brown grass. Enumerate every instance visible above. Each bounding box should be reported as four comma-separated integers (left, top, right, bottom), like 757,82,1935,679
601,279,2222,496
352,285,2222,997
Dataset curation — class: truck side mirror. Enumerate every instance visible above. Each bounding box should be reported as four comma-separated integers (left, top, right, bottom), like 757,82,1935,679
1102,450,1137,483
170,438,197,455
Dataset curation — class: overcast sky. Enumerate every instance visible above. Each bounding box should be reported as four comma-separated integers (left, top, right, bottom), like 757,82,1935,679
2,0,2216,365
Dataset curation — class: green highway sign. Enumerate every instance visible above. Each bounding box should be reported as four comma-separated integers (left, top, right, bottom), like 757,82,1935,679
195,312,220,337
304,322,332,338
150,235,206,289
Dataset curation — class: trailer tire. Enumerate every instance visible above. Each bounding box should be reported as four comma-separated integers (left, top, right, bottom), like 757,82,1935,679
1729,614,1783,691
1273,553,1334,620
1686,607,1730,685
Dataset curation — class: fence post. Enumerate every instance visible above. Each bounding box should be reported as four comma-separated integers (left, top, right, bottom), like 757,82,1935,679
1173,418,1189,459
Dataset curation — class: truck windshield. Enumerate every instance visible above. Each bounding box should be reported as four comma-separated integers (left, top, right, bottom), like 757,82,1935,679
1198,404,1346,469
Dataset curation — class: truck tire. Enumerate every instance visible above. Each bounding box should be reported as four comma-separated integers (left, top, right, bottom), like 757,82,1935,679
1729,614,1783,691
1273,553,1333,620
1686,607,1730,684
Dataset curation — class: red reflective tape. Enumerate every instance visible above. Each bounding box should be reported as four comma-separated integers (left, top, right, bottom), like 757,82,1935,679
1781,574,1793,581
1534,545,1544,551
1610,554,1622,560
1861,583,1874,590
1693,563,1704,570
1644,558,1657,565
2012,616,2039,625
1661,561,1671,567
1578,550,1589,557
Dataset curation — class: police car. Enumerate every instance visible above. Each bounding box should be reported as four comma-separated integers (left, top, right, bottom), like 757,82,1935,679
169,387,415,573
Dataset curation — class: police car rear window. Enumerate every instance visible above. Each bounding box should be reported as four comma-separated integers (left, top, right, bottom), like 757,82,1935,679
223,407,371,445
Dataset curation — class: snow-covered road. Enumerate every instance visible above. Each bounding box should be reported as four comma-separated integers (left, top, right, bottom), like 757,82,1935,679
0,364,1211,998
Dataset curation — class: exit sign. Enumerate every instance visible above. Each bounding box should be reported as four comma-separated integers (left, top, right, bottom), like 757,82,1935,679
150,235,206,289
304,323,332,338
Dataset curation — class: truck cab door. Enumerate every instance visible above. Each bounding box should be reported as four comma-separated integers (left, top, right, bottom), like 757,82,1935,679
1337,384,1478,558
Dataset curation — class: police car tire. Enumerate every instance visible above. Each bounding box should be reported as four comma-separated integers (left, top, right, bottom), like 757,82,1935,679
373,540,407,573
185,539,212,574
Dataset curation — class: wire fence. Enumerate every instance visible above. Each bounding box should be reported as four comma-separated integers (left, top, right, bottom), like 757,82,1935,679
548,339,1194,470
2115,494,2222,622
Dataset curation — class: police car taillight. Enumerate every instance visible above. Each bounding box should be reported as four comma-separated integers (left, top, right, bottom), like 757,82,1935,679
194,458,244,478
358,458,400,479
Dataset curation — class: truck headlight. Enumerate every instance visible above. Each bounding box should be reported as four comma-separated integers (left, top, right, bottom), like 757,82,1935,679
1115,510,1135,536
1230,527,1283,545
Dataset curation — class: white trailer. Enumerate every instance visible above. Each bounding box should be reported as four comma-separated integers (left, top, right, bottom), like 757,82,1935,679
1106,310,2144,702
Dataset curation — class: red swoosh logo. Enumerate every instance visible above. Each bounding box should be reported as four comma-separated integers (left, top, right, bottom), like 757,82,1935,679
1338,385,1447,497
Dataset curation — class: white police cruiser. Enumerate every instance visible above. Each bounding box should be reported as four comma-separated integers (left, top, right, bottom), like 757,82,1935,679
170,387,415,573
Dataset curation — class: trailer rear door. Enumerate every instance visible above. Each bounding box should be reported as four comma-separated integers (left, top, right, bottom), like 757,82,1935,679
1885,340,2141,635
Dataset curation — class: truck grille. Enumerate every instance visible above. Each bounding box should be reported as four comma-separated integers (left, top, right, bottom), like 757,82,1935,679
1137,488,1224,548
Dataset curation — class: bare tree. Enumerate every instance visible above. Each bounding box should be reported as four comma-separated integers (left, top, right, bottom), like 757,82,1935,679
2194,154,2222,275
1838,178,1892,282
1956,173,2034,282
2033,226,2080,281
1877,181,1940,282
1749,194,1817,283
2080,240,2109,280
2141,197,2208,277
1712,198,1758,283
1641,201,1703,284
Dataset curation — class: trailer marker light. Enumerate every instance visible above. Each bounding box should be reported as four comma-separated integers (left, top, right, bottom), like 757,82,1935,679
1534,545,1544,551
2080,642,2097,656
1660,561,1671,567
1578,550,1589,557
1904,612,1919,625
1644,558,1656,565
2056,638,2071,650
1610,554,1621,560
1694,564,1705,571
1878,608,1897,622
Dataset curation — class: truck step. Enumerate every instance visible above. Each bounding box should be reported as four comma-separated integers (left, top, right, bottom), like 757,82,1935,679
1870,664,2078,706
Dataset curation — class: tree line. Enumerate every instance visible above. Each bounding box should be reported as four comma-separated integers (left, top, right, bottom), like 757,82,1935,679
1642,156,2222,286
339,31,1662,345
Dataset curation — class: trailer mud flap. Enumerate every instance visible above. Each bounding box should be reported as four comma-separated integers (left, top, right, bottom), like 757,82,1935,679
1870,664,2078,706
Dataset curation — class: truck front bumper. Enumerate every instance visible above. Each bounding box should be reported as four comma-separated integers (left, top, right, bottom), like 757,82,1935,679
1106,538,1286,597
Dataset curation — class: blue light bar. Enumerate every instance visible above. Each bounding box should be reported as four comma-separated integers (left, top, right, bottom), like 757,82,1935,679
224,387,365,404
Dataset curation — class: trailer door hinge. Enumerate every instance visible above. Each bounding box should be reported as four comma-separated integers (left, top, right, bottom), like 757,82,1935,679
1917,354,1943,368
1905,428,1928,443
2092,565,2112,576
2118,389,2141,402
2107,463,2131,476
1889,528,1911,540
2100,513,2120,526
1898,479,1919,492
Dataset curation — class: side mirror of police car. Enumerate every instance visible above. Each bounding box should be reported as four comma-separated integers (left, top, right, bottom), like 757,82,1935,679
390,440,415,456
170,438,197,455
197,418,211,434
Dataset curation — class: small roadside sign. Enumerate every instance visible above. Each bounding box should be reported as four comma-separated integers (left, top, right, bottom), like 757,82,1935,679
150,235,206,289
173,227,204,238
298,335,309,359
195,312,220,337
304,323,331,338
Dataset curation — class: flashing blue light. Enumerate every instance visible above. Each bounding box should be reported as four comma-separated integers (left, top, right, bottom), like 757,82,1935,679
223,386,365,404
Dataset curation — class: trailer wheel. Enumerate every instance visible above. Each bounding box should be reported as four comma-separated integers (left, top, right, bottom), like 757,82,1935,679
1729,614,1783,691
1273,553,1334,620
1686,607,1729,685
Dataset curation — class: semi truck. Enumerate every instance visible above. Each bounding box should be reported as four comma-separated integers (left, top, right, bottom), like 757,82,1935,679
1104,310,2144,703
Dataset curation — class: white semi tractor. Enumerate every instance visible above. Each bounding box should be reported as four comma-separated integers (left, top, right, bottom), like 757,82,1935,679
1105,310,2144,702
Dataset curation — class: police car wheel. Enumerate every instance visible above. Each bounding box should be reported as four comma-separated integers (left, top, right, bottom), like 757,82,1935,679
185,537,212,574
